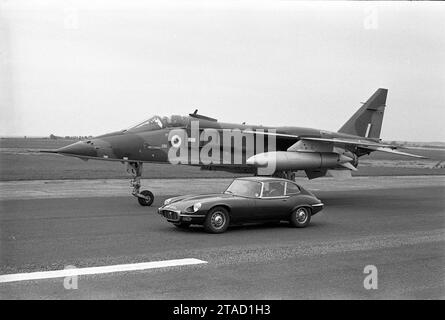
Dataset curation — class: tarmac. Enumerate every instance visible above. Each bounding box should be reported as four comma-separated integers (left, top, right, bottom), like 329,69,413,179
0,176,444,299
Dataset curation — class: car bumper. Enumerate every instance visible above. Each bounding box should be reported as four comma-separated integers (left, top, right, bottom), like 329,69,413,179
158,208,206,224
311,203,324,215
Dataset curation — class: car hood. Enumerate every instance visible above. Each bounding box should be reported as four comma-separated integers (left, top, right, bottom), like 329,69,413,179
163,193,234,209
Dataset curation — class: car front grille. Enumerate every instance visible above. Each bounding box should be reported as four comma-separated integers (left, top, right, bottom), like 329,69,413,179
162,210,180,221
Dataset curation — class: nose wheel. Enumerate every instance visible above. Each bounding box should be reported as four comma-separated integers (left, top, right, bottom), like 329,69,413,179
127,162,154,206
137,190,154,206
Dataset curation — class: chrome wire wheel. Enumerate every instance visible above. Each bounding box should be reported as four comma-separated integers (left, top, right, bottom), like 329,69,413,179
290,207,311,228
204,207,230,233
296,208,308,224
210,211,226,230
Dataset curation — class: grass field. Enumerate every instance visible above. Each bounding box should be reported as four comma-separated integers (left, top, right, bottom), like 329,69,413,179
1,138,444,181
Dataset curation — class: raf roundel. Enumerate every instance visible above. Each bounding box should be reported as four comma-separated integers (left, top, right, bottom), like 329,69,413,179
171,135,182,148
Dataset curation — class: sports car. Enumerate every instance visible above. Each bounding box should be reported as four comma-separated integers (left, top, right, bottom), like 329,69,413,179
158,177,323,233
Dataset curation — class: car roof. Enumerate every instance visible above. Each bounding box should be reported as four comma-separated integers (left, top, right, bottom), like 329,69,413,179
236,176,297,183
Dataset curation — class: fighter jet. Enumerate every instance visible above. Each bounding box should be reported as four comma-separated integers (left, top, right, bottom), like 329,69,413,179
42,88,424,206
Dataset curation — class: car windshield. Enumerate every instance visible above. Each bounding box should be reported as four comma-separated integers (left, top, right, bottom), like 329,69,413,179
127,115,189,132
225,179,262,198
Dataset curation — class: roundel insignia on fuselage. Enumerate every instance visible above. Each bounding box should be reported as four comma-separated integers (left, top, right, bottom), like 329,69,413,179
171,134,182,148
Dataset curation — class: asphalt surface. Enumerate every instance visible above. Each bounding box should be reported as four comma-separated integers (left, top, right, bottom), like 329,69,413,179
0,176,444,299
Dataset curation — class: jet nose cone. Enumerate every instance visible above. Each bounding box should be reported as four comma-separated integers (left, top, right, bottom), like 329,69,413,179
56,141,97,158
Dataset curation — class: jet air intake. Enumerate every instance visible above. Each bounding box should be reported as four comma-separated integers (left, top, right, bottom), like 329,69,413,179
246,151,353,171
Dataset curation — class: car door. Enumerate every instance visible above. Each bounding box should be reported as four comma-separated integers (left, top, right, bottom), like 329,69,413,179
226,196,257,223
254,180,291,220
223,179,262,223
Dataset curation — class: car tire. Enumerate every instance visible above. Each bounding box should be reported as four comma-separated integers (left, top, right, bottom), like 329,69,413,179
173,222,191,229
290,207,311,228
204,207,230,234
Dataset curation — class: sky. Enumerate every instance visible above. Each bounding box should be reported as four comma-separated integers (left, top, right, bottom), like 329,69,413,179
1,0,444,141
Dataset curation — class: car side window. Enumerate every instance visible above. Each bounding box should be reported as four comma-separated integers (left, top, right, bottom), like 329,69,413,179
247,182,262,198
286,182,301,195
225,180,262,198
262,181,286,198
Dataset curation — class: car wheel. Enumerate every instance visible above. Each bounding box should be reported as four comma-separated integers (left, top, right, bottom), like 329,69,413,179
290,207,311,228
204,207,230,234
173,222,191,229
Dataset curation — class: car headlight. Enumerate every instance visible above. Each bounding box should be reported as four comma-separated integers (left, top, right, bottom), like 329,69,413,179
192,203,202,212
185,202,202,213
164,198,173,206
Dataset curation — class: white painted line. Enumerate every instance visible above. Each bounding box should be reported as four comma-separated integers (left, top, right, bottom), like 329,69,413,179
0,258,207,283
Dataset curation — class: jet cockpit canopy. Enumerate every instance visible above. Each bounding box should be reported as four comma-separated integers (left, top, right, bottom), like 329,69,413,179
127,115,189,132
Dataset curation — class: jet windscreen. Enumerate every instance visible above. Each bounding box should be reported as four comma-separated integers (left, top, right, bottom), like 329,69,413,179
126,115,189,132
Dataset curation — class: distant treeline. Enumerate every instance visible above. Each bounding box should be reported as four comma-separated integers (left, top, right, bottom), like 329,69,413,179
385,140,445,149
49,134,93,140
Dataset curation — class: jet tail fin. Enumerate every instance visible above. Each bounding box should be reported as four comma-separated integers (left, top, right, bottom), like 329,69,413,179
338,88,388,139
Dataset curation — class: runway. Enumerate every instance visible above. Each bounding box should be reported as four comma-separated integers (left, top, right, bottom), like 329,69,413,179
0,176,444,299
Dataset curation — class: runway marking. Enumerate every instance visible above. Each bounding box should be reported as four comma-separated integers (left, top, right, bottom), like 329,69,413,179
0,258,207,283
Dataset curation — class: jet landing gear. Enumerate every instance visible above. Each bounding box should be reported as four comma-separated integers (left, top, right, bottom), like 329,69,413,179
126,162,154,206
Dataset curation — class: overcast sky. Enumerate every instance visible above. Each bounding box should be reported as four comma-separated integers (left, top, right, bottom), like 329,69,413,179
1,0,444,141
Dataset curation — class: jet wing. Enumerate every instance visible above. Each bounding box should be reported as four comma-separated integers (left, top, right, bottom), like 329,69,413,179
359,146,428,159
301,137,428,158
300,137,394,148
243,130,393,148
244,130,427,159
242,130,427,159
242,130,301,139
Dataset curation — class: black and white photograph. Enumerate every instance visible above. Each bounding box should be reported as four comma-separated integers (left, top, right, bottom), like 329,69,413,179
0,0,444,305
